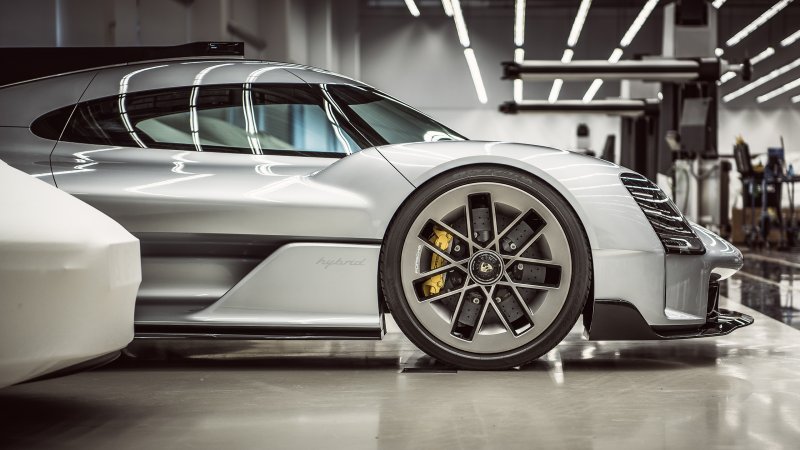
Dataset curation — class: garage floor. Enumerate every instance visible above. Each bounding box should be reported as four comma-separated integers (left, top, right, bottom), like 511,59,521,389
2,253,800,450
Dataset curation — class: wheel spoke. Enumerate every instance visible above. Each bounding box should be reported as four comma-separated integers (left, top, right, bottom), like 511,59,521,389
419,282,469,304
509,256,554,265
505,227,545,262
416,237,468,268
487,211,525,250
486,286,516,335
488,282,535,335
429,219,474,256
504,259,562,289
413,263,457,282
496,209,547,257
450,288,489,341
488,194,500,252
503,280,537,323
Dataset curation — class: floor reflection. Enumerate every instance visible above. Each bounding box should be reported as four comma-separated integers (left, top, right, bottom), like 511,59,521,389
728,251,800,330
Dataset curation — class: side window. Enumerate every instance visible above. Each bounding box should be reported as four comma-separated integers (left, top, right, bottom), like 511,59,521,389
60,84,363,157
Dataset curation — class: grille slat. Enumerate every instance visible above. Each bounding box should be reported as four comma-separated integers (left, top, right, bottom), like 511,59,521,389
620,173,705,255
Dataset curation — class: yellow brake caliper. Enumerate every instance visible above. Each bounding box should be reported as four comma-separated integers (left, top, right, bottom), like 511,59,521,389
422,227,453,297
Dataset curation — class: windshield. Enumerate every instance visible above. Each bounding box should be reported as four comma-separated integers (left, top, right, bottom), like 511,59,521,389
326,85,466,145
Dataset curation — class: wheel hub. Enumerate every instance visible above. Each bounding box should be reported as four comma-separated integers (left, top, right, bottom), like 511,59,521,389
469,250,504,285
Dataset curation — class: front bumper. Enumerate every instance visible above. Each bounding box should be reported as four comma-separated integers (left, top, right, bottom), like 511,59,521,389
586,223,753,340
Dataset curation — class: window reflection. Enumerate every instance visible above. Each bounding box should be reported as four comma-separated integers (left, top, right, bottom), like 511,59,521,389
62,83,362,157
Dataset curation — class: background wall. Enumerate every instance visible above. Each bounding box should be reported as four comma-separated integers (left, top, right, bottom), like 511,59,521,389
1,0,799,177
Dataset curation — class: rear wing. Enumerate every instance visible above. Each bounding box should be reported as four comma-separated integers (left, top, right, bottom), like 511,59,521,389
0,41,244,87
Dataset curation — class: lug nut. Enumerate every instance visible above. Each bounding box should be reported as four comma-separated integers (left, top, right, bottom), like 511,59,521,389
495,296,502,303
454,245,461,252
509,242,517,250
473,232,479,239
517,263,524,271
472,297,480,304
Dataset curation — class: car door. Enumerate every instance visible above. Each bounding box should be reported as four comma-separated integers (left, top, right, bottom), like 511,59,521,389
49,63,377,322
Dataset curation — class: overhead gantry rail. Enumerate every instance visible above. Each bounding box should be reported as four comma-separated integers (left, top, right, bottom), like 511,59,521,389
499,99,660,117
502,58,746,82
499,57,750,114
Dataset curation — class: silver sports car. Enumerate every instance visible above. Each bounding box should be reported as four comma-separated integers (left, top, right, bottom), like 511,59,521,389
0,45,752,369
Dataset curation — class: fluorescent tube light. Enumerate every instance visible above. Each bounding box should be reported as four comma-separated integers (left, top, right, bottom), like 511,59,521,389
608,48,624,63
561,49,574,63
782,29,800,47
583,79,603,102
620,0,660,47
515,0,526,47
712,0,727,8
719,71,737,84
792,94,800,103
404,0,420,17
515,48,525,63
750,47,775,65
567,0,592,47
514,79,523,102
756,77,800,103
549,79,564,103
726,0,794,47
723,57,800,102
452,0,470,47
441,0,454,17
464,48,488,104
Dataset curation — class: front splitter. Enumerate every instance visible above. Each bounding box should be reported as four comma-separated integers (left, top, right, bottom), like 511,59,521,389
586,299,754,341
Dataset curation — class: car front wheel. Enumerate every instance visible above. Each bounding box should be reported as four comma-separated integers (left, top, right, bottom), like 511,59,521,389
381,166,591,370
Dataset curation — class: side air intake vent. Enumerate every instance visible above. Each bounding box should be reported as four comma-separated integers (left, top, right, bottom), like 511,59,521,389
620,172,705,255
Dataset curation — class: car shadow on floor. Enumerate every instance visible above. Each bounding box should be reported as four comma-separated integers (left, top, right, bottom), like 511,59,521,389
96,337,723,373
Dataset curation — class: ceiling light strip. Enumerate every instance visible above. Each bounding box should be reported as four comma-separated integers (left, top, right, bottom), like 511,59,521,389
750,47,775,66
515,0,526,46
582,48,623,102
567,0,592,47
451,0,470,47
561,49,574,63
441,0,454,17
712,0,727,8
549,79,564,103
608,48,624,63
620,0,660,47
583,79,603,103
756,77,800,103
404,0,420,17
718,71,737,84
723,57,800,102
782,29,800,47
464,48,488,104
726,0,794,47
792,94,800,103
514,79,523,103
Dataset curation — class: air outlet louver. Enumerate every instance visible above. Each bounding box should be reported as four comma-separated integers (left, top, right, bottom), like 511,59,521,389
620,173,705,255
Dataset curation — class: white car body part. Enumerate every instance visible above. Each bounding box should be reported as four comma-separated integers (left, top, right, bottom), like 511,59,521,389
0,161,141,388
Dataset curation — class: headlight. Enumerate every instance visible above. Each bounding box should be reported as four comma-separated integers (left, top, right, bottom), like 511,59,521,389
620,173,705,255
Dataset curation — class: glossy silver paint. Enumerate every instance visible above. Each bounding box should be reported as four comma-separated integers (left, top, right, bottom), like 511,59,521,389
378,141,742,327
0,58,744,337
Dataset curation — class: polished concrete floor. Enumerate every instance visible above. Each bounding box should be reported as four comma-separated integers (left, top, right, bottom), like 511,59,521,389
3,256,800,449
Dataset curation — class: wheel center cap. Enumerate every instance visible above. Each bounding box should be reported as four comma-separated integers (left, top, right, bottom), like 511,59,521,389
469,250,504,285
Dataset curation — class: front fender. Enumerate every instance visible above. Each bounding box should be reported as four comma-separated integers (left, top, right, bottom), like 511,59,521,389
377,140,671,327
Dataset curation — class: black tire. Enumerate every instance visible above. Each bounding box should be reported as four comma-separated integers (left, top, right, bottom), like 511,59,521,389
380,165,592,370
